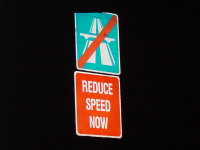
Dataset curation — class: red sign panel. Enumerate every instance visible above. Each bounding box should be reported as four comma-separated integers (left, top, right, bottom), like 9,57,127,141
74,71,122,138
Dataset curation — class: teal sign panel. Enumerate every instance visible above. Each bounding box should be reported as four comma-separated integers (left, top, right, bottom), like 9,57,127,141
74,12,120,75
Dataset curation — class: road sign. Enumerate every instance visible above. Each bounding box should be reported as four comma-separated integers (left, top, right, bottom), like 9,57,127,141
74,12,120,75
74,71,122,138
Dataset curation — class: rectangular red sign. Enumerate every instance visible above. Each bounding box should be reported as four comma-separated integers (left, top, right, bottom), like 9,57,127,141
74,71,122,138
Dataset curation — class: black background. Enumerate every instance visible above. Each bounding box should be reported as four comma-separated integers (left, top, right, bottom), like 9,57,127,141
1,1,198,150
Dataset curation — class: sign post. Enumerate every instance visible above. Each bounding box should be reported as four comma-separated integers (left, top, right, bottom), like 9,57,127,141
74,71,122,138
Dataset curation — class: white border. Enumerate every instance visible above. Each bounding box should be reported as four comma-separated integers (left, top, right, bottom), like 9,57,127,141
74,12,121,75
74,71,122,138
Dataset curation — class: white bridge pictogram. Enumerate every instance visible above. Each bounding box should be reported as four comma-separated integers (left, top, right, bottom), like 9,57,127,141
80,18,115,66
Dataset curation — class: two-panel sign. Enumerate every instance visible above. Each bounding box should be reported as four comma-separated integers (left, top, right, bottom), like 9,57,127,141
74,12,122,138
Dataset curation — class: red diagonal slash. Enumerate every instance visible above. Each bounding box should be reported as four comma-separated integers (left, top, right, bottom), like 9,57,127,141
78,15,117,68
